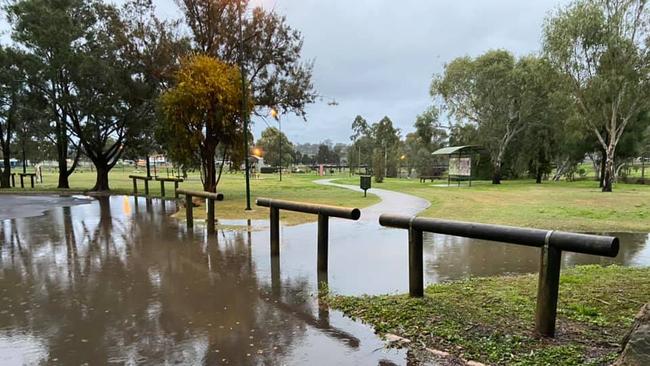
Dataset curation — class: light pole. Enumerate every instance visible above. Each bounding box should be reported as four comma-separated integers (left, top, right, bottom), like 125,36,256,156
271,108,281,181
238,1,252,210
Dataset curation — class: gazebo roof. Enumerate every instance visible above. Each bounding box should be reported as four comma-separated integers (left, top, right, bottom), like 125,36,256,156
431,145,482,155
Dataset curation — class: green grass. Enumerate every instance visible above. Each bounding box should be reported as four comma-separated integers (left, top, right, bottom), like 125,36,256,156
1,169,379,225
327,265,649,365
333,177,650,232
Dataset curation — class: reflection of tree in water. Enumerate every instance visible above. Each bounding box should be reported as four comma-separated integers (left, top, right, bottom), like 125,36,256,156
0,196,311,365
423,232,650,282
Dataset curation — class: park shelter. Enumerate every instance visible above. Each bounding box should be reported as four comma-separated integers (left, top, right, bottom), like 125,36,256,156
431,145,486,186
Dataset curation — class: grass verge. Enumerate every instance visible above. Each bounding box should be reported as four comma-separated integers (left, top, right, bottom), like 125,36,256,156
333,177,650,232
327,265,649,365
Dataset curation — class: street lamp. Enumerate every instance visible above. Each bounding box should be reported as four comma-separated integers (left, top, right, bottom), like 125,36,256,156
238,1,252,210
271,107,282,182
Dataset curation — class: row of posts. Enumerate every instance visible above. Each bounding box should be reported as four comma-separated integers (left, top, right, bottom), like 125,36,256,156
160,189,619,339
130,175,183,199
252,197,619,339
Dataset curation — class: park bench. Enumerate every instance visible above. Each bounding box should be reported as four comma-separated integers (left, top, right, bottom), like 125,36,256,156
256,198,361,283
379,214,619,337
129,175,152,196
155,176,184,198
18,173,37,188
176,189,224,233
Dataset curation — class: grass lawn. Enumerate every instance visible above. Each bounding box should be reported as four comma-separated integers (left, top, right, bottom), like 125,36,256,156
333,177,650,232
327,265,649,365
1,169,379,225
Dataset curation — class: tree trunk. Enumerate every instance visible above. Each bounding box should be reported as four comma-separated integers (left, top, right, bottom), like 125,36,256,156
602,146,615,192
58,155,70,189
535,167,543,184
92,162,111,192
599,149,606,188
0,155,10,188
492,162,502,184
203,151,216,193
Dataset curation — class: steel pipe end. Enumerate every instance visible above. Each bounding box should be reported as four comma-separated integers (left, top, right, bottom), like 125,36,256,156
608,237,620,257
350,208,361,220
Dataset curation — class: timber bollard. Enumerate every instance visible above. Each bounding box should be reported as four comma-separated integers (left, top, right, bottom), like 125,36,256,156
378,214,619,338
129,175,152,197
256,198,361,279
155,177,184,198
176,189,224,232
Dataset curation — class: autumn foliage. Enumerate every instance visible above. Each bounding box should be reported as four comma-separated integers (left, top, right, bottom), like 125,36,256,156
160,55,245,192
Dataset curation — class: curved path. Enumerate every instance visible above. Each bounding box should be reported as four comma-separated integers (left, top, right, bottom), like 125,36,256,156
314,178,430,221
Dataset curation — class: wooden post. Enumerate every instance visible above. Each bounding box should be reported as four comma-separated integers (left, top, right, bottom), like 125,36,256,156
132,178,138,196
535,237,562,337
270,207,280,256
144,179,149,196
185,194,193,228
317,214,329,273
409,227,424,297
160,180,165,197
206,198,215,234
174,181,179,199
271,255,281,297
30,175,34,188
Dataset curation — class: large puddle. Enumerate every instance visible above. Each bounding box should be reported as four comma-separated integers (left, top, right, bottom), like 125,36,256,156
0,196,648,365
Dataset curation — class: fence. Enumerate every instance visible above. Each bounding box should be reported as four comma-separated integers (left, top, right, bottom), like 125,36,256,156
378,214,619,337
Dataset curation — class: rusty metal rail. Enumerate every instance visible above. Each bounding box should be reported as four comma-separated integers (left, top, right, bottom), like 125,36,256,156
379,214,619,338
256,198,361,277
177,189,224,233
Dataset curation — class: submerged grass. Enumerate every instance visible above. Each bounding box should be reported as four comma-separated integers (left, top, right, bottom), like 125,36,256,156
2,170,379,225
327,265,650,365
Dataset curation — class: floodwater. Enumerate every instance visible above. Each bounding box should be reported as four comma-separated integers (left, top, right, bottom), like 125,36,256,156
0,195,649,365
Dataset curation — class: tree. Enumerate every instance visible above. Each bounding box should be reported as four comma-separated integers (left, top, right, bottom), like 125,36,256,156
433,51,559,184
373,116,401,177
160,55,243,193
0,47,24,188
256,127,294,168
543,0,650,191
410,106,447,176
177,0,316,157
7,0,92,188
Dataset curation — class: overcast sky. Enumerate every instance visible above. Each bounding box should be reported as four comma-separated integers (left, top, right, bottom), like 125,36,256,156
221,0,571,144
4,0,572,145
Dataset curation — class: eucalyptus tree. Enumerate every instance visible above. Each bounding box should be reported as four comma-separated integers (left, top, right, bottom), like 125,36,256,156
432,51,560,184
9,0,185,191
543,0,650,191
7,0,91,188
256,127,294,168
0,47,24,188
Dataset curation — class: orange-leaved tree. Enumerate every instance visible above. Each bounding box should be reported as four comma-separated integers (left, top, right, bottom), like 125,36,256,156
160,54,247,193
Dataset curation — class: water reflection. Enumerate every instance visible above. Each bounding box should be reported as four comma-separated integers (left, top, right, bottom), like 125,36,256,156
423,231,650,282
0,197,409,365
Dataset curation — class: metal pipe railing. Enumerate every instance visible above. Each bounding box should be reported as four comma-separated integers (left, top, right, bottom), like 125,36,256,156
379,214,619,338
256,198,361,279
176,189,224,233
